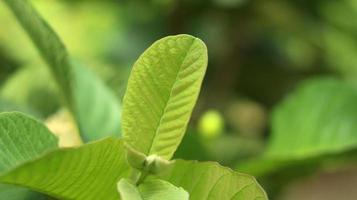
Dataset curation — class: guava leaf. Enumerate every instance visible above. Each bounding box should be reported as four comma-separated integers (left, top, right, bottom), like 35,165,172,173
156,160,267,200
3,0,121,141
72,62,121,141
0,138,131,200
0,112,58,200
0,184,49,200
0,66,59,117
117,179,142,200
239,78,357,177
122,34,208,159
0,112,58,172
267,78,357,158
2,0,72,100
139,179,189,200
118,178,189,200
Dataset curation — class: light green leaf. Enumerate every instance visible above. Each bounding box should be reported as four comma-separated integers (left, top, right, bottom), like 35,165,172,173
125,145,147,171
267,78,357,159
126,146,171,175
139,179,189,200
0,112,58,200
118,178,189,200
3,0,121,141
122,34,208,159
156,160,268,200
0,138,131,200
118,179,142,200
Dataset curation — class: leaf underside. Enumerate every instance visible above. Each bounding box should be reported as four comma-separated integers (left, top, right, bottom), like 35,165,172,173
268,78,357,159
73,63,121,141
0,112,58,200
0,138,131,200
0,112,58,173
0,184,49,200
239,78,357,177
122,34,208,159
156,160,268,200
118,178,189,200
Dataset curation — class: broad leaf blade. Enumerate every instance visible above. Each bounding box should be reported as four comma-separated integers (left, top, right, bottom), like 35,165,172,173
0,112,58,200
156,160,267,200
118,178,189,200
139,179,189,200
0,112,58,172
0,138,131,200
238,78,357,178
267,78,357,158
3,0,121,141
122,34,208,159
0,66,59,117
3,0,72,103
0,184,49,200
73,63,121,141
118,179,142,200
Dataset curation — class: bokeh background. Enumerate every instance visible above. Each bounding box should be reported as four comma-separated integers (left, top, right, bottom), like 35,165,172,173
1,0,357,199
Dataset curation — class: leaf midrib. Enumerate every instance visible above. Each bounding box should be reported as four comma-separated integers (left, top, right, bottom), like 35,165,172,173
147,37,197,156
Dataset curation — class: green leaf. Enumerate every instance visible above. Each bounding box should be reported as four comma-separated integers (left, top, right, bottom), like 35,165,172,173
0,112,58,172
0,184,50,200
267,78,357,158
238,78,357,178
0,66,60,117
3,0,121,141
72,62,121,141
0,98,40,118
122,34,208,159
0,112,58,200
0,138,131,200
117,179,142,200
118,178,189,200
139,179,189,200
156,160,268,200
125,145,147,172
126,146,171,175
2,0,72,102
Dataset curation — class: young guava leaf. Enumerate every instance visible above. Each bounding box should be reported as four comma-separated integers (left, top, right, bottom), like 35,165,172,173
0,112,58,200
139,179,189,200
126,146,171,175
118,178,189,200
122,34,208,159
156,160,268,200
0,138,131,200
3,0,122,141
125,145,147,171
118,179,142,200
